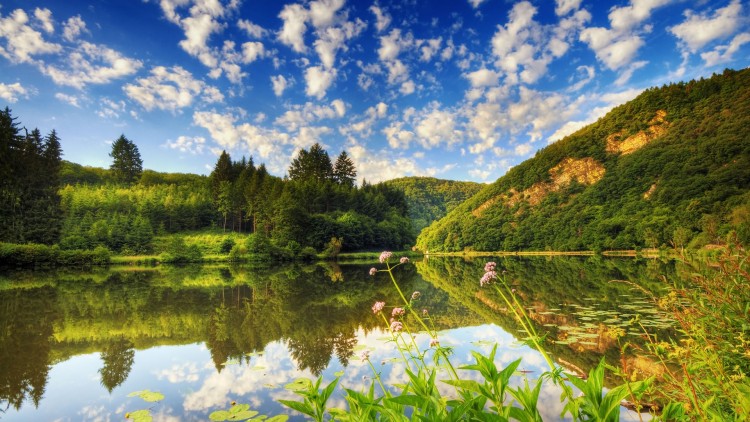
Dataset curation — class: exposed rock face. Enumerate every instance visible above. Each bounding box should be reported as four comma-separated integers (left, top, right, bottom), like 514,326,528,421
472,157,605,216
607,110,669,155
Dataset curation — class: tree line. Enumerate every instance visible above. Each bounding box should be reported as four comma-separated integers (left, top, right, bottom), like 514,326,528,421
1,106,413,258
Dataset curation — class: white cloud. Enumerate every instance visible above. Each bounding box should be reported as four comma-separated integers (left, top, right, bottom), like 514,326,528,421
313,18,366,68
580,0,669,71
33,8,54,33
701,32,750,66
348,143,427,183
274,99,347,131
0,8,62,63
309,0,345,29
54,92,81,107
62,15,87,42
278,3,308,53
614,60,647,86
369,5,391,33
271,74,290,96
567,65,595,91
193,110,290,171
0,82,27,102
237,19,267,39
241,41,265,63
419,37,442,62
514,142,532,156
465,68,500,88
124,65,223,112
400,80,416,95
414,106,462,149
43,41,142,89
608,0,671,31
304,65,336,99
378,28,411,62
468,0,488,9
165,136,207,155
669,0,742,53
555,0,582,16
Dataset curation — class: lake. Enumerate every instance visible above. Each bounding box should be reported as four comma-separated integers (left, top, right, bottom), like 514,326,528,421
0,256,680,421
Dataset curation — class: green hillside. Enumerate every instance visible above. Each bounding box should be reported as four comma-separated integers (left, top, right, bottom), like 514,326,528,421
384,177,483,233
416,68,750,252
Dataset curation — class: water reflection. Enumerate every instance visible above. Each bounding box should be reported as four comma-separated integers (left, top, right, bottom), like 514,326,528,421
0,257,679,419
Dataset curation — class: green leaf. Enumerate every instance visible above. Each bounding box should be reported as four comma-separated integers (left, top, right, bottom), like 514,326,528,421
386,394,423,407
128,390,164,402
209,410,231,421
264,416,289,422
126,409,152,422
278,399,314,417
229,404,251,413
284,378,312,391
228,410,259,420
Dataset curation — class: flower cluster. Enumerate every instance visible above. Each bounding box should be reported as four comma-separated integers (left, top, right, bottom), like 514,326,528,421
372,301,385,314
429,338,439,348
360,350,370,362
480,268,497,287
411,291,421,300
390,320,403,332
369,267,378,276
379,251,392,263
400,256,409,264
484,262,496,272
391,307,405,317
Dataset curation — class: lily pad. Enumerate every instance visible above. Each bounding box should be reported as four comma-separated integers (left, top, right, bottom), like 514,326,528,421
126,409,152,422
128,390,165,402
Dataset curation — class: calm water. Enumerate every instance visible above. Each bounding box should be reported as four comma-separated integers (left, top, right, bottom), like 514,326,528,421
0,256,680,421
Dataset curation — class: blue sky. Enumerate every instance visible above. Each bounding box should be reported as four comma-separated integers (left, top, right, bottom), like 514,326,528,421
1,0,748,183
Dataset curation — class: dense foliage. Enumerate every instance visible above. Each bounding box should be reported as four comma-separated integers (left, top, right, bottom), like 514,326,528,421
384,177,483,233
417,68,750,252
0,108,63,245
206,143,413,252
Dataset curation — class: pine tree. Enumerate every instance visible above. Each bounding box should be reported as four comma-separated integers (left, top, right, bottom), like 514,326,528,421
109,135,143,184
288,143,333,182
333,150,357,188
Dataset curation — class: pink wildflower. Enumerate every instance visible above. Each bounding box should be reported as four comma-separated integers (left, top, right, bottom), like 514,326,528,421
484,262,497,272
372,301,385,314
390,320,403,332
369,267,377,276
422,308,429,316
392,307,405,317
400,256,409,264
480,270,497,286
430,338,439,348
379,251,392,263
360,350,370,361
411,291,421,300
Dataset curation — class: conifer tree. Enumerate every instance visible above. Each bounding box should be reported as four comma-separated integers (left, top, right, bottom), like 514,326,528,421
288,143,333,182
109,135,142,184
333,150,357,188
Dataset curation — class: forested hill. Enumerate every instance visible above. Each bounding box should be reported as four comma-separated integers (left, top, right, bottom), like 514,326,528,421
416,68,750,253
384,177,483,233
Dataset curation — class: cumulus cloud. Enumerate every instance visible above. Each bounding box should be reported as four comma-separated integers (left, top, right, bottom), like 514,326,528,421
62,15,87,42
468,0,489,9
567,65,595,91
701,32,750,66
158,0,251,83
369,5,391,33
465,68,500,88
278,3,308,53
54,92,81,107
237,19,267,39
271,74,291,96
33,8,54,33
304,65,336,99
124,65,223,112
491,1,587,85
309,0,345,29
0,82,28,102
241,41,265,63
193,110,290,169
0,8,62,63
274,99,347,131
555,0,582,16
43,41,142,89
579,0,668,71
669,0,742,53
165,136,207,155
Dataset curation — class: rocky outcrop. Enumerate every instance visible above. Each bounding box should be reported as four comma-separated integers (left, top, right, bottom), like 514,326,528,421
607,110,669,155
